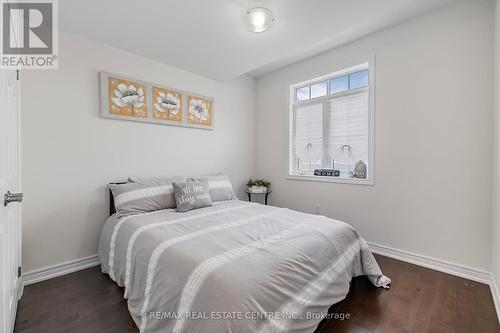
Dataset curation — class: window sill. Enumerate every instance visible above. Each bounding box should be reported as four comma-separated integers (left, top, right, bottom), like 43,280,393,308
286,174,374,186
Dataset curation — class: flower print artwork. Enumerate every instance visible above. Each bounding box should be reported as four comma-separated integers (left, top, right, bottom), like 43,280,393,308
108,77,147,117
153,87,182,122
101,72,214,129
187,96,212,126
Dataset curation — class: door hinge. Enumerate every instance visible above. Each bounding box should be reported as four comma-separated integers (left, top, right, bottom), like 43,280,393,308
18,266,21,278
16,70,19,80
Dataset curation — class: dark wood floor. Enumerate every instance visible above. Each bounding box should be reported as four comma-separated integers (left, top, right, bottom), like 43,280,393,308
14,254,499,333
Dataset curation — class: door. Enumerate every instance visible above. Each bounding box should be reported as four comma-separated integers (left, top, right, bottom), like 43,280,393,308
0,68,22,333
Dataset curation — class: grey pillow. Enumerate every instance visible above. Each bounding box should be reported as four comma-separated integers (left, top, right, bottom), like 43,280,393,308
173,181,213,212
188,174,236,202
110,175,185,217
129,176,186,186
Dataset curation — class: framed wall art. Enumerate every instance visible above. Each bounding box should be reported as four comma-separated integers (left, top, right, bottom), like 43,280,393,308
99,72,214,130
107,75,147,118
187,95,213,126
153,86,183,122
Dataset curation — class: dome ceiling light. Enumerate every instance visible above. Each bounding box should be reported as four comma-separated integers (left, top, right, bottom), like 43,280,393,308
246,7,276,33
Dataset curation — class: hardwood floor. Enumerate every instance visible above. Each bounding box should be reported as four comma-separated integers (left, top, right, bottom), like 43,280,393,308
322,255,499,333
14,255,499,333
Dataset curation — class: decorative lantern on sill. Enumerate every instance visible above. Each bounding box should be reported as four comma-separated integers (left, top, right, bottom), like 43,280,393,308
296,142,322,175
334,144,355,178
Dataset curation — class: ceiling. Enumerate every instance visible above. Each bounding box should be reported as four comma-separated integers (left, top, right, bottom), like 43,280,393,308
60,0,455,81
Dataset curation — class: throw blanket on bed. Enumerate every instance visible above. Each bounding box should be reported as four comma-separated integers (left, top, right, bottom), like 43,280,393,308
99,200,390,333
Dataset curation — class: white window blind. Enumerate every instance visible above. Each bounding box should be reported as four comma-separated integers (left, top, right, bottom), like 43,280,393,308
328,91,369,164
294,103,323,174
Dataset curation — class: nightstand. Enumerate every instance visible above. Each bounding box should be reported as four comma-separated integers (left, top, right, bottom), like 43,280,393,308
245,190,272,205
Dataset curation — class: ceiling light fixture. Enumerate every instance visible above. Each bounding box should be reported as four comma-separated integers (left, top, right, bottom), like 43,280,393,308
246,7,275,33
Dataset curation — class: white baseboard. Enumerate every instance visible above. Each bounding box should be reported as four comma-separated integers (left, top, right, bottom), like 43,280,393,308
19,245,491,286
490,275,500,325
22,255,100,286
368,242,500,323
368,242,491,284
18,244,500,324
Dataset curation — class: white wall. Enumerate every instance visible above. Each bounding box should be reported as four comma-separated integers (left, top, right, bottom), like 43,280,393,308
492,0,500,310
21,32,256,273
256,0,494,271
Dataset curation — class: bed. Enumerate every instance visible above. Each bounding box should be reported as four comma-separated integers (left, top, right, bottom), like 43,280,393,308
99,195,390,333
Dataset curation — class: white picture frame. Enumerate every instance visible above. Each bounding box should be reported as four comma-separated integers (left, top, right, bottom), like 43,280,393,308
99,72,215,130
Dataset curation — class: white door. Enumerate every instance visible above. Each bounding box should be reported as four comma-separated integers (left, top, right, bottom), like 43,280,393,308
0,68,22,333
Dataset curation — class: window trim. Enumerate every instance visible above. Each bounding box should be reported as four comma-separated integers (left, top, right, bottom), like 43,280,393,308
287,56,375,185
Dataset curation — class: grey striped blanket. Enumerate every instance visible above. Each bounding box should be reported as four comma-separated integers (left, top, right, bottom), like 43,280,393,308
98,200,390,333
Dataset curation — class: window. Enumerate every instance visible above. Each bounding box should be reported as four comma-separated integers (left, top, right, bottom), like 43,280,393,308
289,63,373,184
310,81,327,99
330,75,348,94
296,86,310,101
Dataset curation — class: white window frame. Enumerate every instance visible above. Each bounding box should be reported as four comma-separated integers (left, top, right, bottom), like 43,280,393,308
287,57,375,185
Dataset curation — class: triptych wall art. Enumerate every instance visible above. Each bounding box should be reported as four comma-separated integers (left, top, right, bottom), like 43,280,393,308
99,72,214,130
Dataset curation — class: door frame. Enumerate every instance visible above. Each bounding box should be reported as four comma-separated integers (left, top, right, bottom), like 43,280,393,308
0,68,22,333
15,69,22,303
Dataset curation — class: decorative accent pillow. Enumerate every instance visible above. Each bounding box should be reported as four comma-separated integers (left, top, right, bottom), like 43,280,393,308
110,175,186,217
188,174,236,202
173,181,213,212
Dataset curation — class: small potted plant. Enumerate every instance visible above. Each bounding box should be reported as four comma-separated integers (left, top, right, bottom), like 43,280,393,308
246,178,271,193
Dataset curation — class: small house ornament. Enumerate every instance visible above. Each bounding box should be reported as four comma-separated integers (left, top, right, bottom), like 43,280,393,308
353,160,367,179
